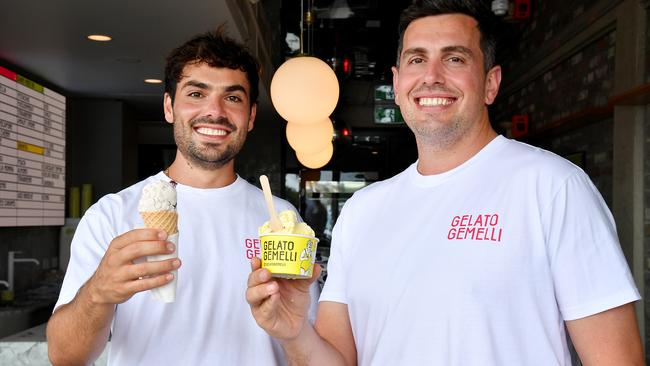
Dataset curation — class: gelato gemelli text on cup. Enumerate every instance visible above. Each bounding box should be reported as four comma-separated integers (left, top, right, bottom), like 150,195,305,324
258,210,318,279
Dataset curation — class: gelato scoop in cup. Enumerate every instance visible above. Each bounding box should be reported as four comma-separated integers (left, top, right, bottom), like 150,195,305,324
259,210,318,279
138,179,178,302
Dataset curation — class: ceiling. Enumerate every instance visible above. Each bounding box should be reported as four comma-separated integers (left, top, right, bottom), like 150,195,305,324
0,0,252,121
0,0,413,123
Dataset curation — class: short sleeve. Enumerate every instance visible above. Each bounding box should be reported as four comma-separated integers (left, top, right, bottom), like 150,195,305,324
543,171,640,320
54,203,117,311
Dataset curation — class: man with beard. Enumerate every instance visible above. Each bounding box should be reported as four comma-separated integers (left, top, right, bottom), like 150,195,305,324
47,27,316,366
246,0,643,365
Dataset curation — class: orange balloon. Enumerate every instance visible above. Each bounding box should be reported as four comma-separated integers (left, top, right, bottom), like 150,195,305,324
271,56,339,124
286,118,334,155
296,143,334,169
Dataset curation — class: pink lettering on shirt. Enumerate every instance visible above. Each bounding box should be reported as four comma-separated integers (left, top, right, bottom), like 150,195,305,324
244,238,261,259
447,213,503,243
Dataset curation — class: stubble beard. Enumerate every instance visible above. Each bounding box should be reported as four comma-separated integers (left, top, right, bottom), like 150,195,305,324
402,84,472,152
173,117,247,170
408,114,471,153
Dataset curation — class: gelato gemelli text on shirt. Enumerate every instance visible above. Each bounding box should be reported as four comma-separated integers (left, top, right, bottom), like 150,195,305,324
245,238,261,259
447,214,503,242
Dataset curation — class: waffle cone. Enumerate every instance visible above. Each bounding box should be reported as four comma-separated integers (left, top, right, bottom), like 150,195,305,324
140,210,178,235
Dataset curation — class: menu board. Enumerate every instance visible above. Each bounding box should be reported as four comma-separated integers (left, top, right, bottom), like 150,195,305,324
0,65,66,226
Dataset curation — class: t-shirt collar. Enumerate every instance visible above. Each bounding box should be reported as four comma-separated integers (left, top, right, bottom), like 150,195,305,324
408,135,507,188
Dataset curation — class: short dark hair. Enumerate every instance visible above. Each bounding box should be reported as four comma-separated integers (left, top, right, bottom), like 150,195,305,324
164,25,261,106
396,0,500,72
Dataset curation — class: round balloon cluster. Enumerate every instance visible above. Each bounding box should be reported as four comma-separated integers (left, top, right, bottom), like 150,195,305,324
270,56,339,169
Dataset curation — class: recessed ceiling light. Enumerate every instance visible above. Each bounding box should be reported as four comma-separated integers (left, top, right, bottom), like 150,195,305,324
87,34,112,42
144,79,163,84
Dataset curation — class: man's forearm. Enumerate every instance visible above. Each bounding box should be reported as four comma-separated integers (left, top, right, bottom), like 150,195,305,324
281,322,348,366
566,303,644,365
47,282,115,365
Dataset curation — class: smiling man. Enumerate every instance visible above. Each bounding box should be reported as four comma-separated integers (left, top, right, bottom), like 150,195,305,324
165,63,254,176
47,27,316,366
246,1,643,365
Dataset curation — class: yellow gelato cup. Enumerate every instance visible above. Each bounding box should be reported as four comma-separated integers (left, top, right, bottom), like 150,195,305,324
260,233,319,279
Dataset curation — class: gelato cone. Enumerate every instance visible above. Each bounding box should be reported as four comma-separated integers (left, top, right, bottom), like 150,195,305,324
139,179,178,302
259,210,318,279
141,211,178,235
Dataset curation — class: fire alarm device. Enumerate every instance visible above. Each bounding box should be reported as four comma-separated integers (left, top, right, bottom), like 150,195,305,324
513,0,531,20
511,114,529,138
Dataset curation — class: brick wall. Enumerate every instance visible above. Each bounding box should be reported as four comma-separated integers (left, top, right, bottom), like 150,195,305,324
495,31,615,132
502,0,597,73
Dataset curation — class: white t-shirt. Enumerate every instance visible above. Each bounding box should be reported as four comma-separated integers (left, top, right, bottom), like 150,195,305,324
55,172,318,366
320,135,639,366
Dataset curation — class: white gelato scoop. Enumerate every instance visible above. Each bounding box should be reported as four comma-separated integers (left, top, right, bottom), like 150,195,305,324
138,180,177,212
